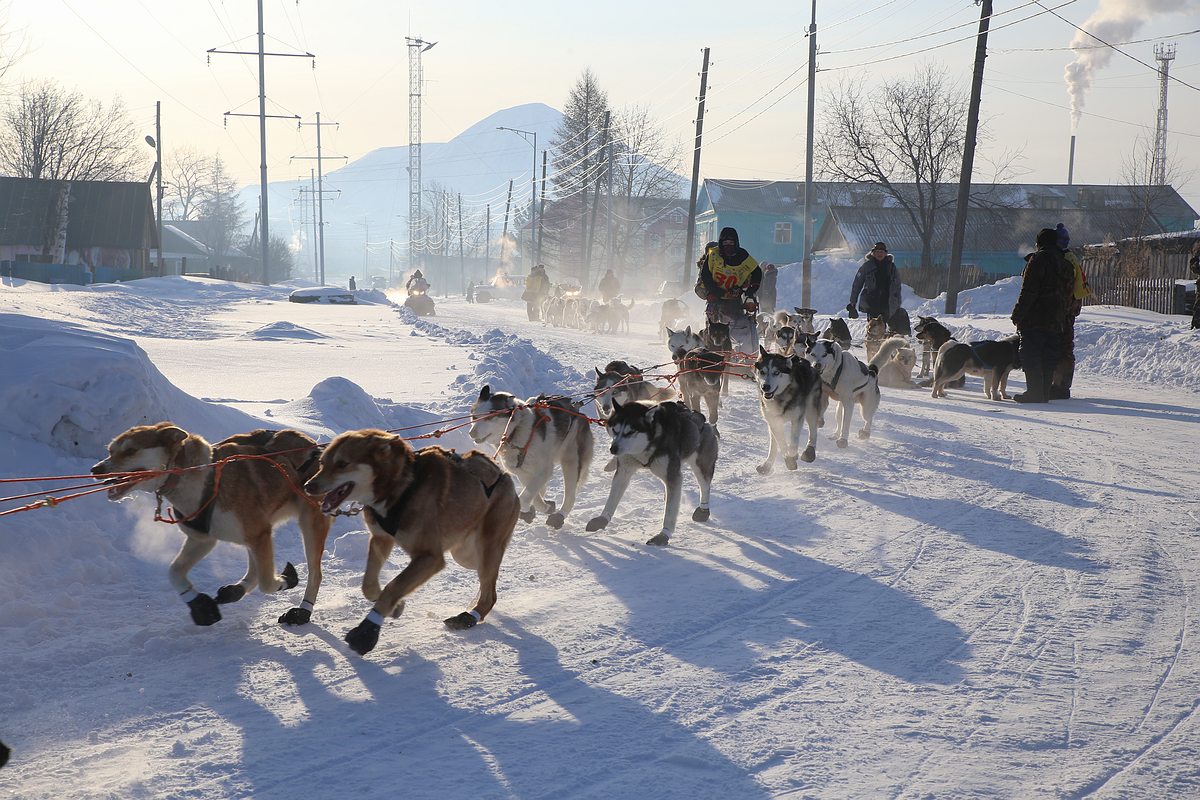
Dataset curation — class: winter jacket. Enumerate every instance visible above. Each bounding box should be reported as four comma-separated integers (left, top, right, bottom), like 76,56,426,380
525,270,550,299
758,265,778,313
849,254,901,320
697,231,761,301
598,272,621,301
1012,232,1074,333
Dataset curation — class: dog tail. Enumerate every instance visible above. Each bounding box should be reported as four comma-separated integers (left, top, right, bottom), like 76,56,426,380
868,336,908,371
575,424,594,488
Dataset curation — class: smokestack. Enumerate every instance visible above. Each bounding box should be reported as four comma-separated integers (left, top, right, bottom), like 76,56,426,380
1068,135,1076,186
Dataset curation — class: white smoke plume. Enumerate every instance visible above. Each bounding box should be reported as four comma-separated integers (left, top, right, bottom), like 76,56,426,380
1063,0,1199,129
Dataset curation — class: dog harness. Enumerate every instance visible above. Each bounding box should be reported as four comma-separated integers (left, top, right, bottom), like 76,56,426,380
158,468,218,535
366,452,504,538
822,357,872,396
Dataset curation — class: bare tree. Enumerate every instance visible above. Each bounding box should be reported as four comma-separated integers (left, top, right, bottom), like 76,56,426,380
267,233,294,283
551,69,610,285
0,80,147,181
164,146,207,221
817,64,968,270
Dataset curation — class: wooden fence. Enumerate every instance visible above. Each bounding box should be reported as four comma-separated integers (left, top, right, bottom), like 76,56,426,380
1080,251,1194,315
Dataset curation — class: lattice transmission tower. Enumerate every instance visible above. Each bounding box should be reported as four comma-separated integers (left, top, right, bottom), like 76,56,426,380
406,36,437,272
1151,42,1175,186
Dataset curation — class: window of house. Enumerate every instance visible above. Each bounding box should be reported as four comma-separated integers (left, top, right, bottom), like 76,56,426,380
774,222,792,245
671,211,684,224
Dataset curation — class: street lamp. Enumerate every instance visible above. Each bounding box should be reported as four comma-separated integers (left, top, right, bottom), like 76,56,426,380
497,126,538,267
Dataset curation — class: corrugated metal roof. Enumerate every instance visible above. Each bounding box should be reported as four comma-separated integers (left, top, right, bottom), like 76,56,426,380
704,178,1198,225
0,177,156,249
816,205,1176,254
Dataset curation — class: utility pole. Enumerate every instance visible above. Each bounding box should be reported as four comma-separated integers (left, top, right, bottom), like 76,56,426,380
485,203,491,275
458,193,465,294
801,3,817,308
502,179,514,268
586,110,610,285
683,46,711,284
154,101,163,276
207,0,311,284
945,0,992,315
1151,43,1175,186
295,112,344,284
538,150,547,265
310,170,319,281
406,36,438,279
389,238,395,287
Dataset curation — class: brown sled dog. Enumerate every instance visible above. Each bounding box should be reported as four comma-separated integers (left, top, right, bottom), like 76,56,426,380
92,423,330,627
303,430,520,656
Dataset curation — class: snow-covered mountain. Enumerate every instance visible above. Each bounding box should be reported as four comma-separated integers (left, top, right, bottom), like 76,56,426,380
247,103,564,281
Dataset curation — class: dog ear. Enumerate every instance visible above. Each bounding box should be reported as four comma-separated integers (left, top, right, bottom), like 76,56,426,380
595,367,604,378
665,327,675,338
479,385,491,401
684,325,692,336
759,344,769,358
611,397,622,412
159,425,188,446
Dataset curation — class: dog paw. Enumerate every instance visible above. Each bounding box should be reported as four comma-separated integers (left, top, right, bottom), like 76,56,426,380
756,462,773,475
444,611,479,630
645,532,671,546
518,508,537,523
801,446,816,463
281,562,299,590
278,606,311,626
545,500,557,514
186,593,221,626
546,512,565,529
215,584,246,604
692,507,710,522
857,429,870,440
836,438,849,449
585,516,609,532
784,455,799,470
344,618,381,655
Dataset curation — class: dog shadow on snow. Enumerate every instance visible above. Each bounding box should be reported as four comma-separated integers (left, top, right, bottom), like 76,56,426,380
549,514,969,688
180,618,771,799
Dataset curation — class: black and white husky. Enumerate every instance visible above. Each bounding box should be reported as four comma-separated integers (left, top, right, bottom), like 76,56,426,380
586,399,718,546
931,334,1022,400
468,386,593,529
754,346,825,472
593,360,675,417
666,326,723,426
805,338,882,448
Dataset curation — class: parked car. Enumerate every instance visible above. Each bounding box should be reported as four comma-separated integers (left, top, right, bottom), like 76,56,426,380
288,287,356,305
474,274,526,303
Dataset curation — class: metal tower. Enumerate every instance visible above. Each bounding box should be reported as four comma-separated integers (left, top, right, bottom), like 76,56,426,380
1151,42,1175,186
406,36,436,273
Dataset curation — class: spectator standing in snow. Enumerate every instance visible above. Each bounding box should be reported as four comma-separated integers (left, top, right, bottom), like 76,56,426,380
847,242,902,327
1011,227,1074,404
758,262,778,315
348,275,356,291
523,264,551,321
598,269,621,303
1049,223,1091,399
1190,241,1200,331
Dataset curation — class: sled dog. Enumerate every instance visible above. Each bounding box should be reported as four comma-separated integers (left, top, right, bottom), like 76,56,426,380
864,316,890,362
666,326,723,425
914,315,956,380
931,334,1022,400
754,345,825,472
805,339,882,448
874,336,919,389
822,316,853,351
659,299,690,342
593,361,675,417
703,320,736,396
304,430,519,656
468,386,593,529
587,399,718,546
92,423,331,627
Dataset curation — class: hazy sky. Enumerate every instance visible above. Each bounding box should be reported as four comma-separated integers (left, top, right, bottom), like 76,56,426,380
5,0,1200,214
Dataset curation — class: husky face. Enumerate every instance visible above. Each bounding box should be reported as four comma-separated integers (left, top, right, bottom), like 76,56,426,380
305,429,412,514
593,362,643,417
806,339,841,375
604,399,655,458
754,346,797,400
93,422,188,500
467,384,519,445
666,326,704,361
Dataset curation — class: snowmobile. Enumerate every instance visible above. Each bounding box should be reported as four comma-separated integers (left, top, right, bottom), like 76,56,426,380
403,279,436,316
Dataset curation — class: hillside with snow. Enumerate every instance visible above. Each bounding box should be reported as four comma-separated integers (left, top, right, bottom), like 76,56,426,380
2,264,1199,798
